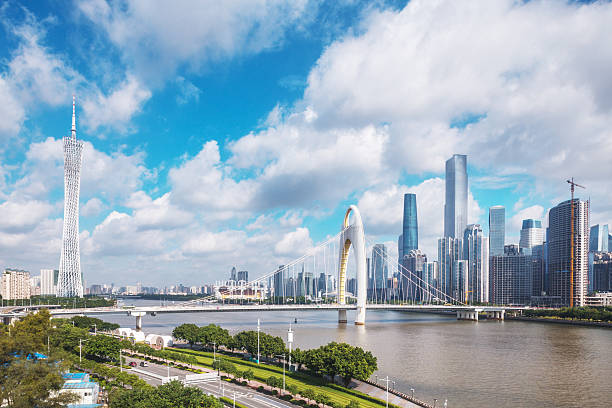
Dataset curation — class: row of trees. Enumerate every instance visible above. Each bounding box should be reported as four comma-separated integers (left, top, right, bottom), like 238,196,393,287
172,324,286,358
0,295,115,308
303,342,377,386
109,379,223,408
524,306,612,322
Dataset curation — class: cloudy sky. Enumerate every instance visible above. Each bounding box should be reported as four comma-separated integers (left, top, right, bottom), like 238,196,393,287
1,0,611,287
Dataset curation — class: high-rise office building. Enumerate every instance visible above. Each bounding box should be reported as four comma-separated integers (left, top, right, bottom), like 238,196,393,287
464,224,489,303
1,269,31,300
489,254,536,305
230,266,237,281
454,260,469,303
372,244,388,290
548,199,590,307
40,269,59,296
423,261,439,301
489,206,505,256
402,193,418,253
437,237,462,298
402,249,426,300
520,219,544,255
237,270,248,282
444,154,468,239
397,234,403,268
590,224,609,252
592,252,612,292
58,97,84,298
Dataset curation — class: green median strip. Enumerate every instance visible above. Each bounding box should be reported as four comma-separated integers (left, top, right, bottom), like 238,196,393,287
168,348,402,408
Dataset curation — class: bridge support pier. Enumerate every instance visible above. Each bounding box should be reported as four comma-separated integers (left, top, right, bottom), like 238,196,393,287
457,310,479,321
486,310,505,320
338,309,347,324
129,311,146,331
355,306,365,325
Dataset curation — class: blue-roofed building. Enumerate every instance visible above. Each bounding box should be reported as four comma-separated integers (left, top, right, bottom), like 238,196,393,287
59,373,100,407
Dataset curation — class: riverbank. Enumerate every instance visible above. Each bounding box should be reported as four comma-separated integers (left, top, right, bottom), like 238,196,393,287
507,316,612,328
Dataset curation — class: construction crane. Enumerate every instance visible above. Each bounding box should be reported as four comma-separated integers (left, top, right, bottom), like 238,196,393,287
566,178,585,308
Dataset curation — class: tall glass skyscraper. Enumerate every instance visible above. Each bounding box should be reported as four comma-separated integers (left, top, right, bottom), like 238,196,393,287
463,224,489,303
590,224,609,252
520,219,544,255
372,244,388,290
402,193,418,254
444,154,468,239
489,206,505,256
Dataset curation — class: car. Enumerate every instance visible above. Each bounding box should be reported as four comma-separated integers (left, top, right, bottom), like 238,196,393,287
140,361,148,367
129,361,137,367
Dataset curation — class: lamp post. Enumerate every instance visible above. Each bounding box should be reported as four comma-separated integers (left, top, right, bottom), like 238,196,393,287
79,339,82,363
233,391,236,408
257,318,260,364
120,349,123,372
276,354,286,393
287,323,293,370
382,376,391,408
93,324,97,335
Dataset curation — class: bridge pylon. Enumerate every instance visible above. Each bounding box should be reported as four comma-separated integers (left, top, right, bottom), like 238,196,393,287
338,205,367,325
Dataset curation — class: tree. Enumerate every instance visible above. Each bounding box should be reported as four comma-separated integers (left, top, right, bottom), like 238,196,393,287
291,348,307,370
172,324,200,348
304,342,377,386
316,393,331,407
286,384,299,396
234,331,258,355
69,316,119,332
346,400,360,408
84,335,121,362
301,388,317,404
242,369,255,384
0,311,79,408
266,376,280,389
109,380,222,408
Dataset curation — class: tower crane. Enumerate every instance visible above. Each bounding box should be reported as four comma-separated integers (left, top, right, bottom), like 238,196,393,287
566,178,585,308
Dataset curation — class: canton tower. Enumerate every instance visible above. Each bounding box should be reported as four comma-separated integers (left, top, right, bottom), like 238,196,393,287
57,96,84,297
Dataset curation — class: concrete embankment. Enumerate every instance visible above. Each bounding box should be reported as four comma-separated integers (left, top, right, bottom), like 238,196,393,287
506,316,612,328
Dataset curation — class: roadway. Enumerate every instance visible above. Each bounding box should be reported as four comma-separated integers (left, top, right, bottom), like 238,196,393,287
124,356,294,408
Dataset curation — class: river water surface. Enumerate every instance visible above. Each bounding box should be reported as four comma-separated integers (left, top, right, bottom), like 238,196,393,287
93,299,612,408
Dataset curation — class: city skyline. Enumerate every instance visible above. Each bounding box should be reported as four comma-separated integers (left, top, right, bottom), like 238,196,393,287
1,1,612,286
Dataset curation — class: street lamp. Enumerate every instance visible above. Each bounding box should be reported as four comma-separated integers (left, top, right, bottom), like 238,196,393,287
276,354,286,393
382,376,391,408
287,323,293,370
410,388,414,399
93,323,97,335
257,318,260,364
119,349,123,372
433,398,437,408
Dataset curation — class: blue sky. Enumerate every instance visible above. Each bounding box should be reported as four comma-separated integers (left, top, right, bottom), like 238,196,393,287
1,0,611,286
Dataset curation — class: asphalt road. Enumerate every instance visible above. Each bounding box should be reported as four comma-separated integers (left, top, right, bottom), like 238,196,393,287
125,356,294,408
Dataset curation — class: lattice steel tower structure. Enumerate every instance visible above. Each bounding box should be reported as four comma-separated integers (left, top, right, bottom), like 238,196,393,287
57,96,84,297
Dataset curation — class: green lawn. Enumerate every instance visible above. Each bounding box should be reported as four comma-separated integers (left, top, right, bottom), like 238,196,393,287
168,348,399,408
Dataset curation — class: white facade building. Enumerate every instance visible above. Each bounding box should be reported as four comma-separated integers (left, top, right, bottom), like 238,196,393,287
40,269,59,296
1,269,31,300
519,219,544,255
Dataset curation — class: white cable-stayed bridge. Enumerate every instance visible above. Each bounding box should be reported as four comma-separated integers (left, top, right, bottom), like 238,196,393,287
1,205,528,327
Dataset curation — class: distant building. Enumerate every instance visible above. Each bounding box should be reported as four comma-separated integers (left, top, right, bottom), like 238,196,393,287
489,254,537,305
454,260,469,303
590,224,609,252
423,261,439,301
504,244,520,256
237,270,249,282
437,237,462,298
40,269,59,296
592,252,612,292
463,224,489,303
444,154,468,239
372,244,388,290
402,193,418,253
1,269,31,300
402,249,426,301
548,199,589,307
489,206,505,256
230,266,237,281
520,219,544,256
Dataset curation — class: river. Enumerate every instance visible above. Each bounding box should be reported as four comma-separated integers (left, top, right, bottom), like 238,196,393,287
91,299,612,408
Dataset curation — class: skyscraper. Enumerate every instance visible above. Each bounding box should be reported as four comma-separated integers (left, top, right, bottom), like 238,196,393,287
437,237,462,298
444,154,468,239
488,206,505,256
520,219,544,255
548,199,590,307
372,244,388,291
57,97,84,298
463,224,489,303
402,193,418,254
590,224,609,252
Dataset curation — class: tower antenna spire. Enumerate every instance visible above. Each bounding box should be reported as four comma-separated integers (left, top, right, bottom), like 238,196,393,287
71,94,76,139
